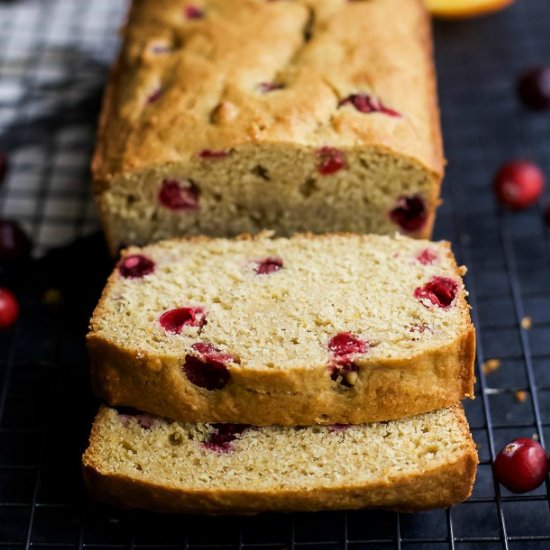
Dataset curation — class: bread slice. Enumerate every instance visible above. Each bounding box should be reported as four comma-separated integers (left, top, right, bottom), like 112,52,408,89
82,405,478,514
87,233,475,426
93,0,443,253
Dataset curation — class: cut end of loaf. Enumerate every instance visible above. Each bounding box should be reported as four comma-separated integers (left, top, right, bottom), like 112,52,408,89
92,0,443,251
96,145,440,253
82,405,478,514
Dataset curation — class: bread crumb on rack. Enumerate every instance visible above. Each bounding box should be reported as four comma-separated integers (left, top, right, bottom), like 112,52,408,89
482,358,501,375
514,390,528,403
521,316,532,330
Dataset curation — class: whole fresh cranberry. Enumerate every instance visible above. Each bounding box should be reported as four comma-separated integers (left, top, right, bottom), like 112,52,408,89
518,67,550,110
0,150,7,185
494,438,548,493
0,288,19,329
493,161,545,210
0,220,32,263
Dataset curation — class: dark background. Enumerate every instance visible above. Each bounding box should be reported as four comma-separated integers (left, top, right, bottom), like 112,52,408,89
1,0,550,548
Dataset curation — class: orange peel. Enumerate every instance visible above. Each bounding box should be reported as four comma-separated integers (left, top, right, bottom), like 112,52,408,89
427,0,515,19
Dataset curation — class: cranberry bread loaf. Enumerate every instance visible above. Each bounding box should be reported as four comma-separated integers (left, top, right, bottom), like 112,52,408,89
93,0,444,253
83,405,478,514
87,233,475,426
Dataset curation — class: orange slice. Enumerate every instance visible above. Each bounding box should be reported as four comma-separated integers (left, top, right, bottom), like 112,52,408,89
426,0,515,18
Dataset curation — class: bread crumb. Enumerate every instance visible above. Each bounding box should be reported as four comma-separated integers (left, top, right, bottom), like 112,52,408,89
42,288,62,306
521,316,532,330
514,390,528,403
344,371,358,386
532,433,539,441
482,358,501,375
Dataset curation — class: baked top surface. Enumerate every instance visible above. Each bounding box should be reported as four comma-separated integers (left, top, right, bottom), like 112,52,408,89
89,233,471,370
84,404,475,491
93,0,443,182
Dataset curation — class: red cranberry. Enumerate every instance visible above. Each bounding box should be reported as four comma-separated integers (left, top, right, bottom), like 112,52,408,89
0,220,32,263
119,411,157,429
408,322,429,334
182,342,233,390
328,333,367,387
328,424,352,433
184,5,204,19
159,306,206,334
135,413,157,429
390,195,427,232
316,147,347,176
339,94,401,117
254,256,283,275
183,356,230,390
192,342,233,360
518,67,550,111
0,288,19,329
257,82,284,93
417,248,438,265
198,149,230,159
118,254,155,279
414,276,459,308
493,161,544,210
494,438,548,493
203,424,249,452
328,332,368,359
147,88,163,104
0,150,7,185
158,179,199,211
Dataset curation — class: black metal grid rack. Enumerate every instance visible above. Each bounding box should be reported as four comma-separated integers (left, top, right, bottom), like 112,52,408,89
1,0,550,548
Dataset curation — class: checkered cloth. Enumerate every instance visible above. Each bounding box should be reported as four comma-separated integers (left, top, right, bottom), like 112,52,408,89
0,0,127,256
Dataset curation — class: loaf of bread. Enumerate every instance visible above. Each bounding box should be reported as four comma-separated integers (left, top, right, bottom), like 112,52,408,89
87,233,475,426
92,0,444,253
82,404,477,514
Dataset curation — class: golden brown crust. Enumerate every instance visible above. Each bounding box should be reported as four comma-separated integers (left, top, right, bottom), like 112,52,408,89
83,455,477,513
92,0,444,252
420,0,446,177
88,327,475,426
82,406,478,514
93,0,443,183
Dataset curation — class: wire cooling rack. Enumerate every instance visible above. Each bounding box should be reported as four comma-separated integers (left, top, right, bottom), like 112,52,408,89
1,0,550,548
